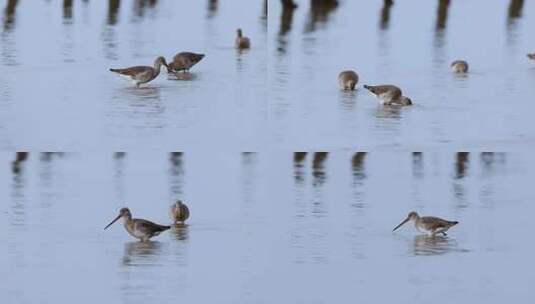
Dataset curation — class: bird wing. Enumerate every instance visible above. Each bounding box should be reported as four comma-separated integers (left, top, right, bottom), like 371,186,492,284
420,216,452,230
135,219,170,234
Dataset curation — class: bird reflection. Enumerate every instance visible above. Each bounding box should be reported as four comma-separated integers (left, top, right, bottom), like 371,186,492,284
107,0,120,25
3,0,18,32
305,0,339,32
411,235,456,256
122,241,163,266
171,224,189,241
312,152,327,186
207,0,218,18
412,152,423,179
454,152,469,179
63,0,73,21
379,0,393,30
293,152,307,183
436,0,450,31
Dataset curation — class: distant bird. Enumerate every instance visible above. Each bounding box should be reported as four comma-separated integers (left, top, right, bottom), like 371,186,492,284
527,53,535,61
393,211,458,236
235,28,251,50
364,84,412,106
338,70,359,90
451,60,469,73
170,200,190,224
167,52,205,74
104,207,170,242
109,56,168,87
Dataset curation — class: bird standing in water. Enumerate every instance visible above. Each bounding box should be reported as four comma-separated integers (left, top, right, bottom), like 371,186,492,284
167,52,205,74
104,207,170,242
393,211,458,236
235,28,251,50
170,200,190,225
364,84,413,106
109,56,168,87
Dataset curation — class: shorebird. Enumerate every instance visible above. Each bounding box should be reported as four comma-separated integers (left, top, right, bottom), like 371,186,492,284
104,207,170,242
527,53,535,61
170,200,190,224
235,28,251,50
451,60,469,73
393,211,458,236
364,84,412,106
338,70,359,91
167,52,205,74
109,56,168,87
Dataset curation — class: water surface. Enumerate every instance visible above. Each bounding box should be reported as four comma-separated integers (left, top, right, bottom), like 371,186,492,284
1,152,534,303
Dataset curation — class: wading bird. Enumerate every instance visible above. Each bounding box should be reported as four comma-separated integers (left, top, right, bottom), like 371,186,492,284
109,56,168,87
393,211,458,236
364,84,412,106
104,207,170,242
170,200,190,225
167,52,205,74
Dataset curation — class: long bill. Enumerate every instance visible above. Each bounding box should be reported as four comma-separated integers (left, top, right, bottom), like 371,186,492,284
104,213,122,230
393,217,410,232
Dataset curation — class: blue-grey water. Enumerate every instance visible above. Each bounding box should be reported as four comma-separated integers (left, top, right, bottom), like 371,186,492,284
0,0,267,150
2,0,535,303
1,152,535,303
269,0,535,149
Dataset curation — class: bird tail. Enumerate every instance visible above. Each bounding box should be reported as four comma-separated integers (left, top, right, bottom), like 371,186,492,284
451,221,459,226
109,68,119,73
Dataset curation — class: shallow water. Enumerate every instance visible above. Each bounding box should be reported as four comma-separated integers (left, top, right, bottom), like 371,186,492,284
0,0,267,150
2,152,535,303
269,0,535,149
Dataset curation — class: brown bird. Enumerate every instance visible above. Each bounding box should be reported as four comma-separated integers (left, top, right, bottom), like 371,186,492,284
109,56,168,87
364,84,412,106
451,60,469,73
338,70,359,90
104,207,170,242
235,28,251,50
170,200,190,224
393,211,459,236
527,53,535,61
167,52,205,74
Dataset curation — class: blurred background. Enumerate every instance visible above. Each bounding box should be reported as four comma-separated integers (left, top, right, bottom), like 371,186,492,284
1,152,534,303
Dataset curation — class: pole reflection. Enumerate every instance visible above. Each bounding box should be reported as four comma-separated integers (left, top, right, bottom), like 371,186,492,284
379,0,393,30
305,0,339,32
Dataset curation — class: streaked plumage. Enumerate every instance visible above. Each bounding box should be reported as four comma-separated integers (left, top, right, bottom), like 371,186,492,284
109,56,168,87
170,200,190,224
364,84,412,106
235,28,251,49
451,60,469,73
167,52,205,74
393,211,458,236
104,207,170,242
338,70,359,90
